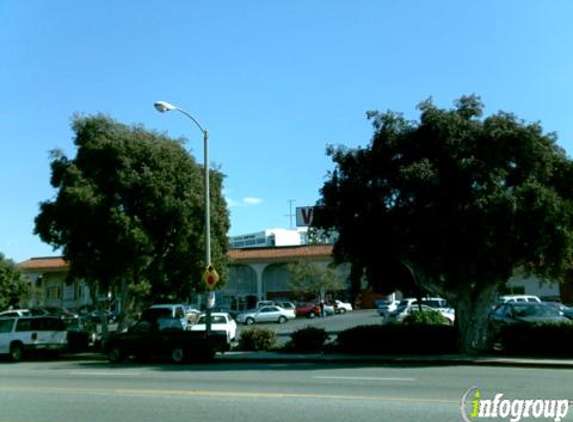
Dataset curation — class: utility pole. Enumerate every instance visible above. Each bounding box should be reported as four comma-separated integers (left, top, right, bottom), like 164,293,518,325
285,199,296,229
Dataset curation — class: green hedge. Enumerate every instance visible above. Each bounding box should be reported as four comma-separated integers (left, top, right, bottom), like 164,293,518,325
403,310,451,326
335,324,457,355
498,322,573,356
287,326,330,353
238,327,277,351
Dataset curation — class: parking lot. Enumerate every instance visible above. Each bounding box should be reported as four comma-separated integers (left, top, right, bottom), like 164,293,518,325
235,309,382,344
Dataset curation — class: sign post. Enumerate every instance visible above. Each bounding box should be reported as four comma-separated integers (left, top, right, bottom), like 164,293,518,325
202,265,219,335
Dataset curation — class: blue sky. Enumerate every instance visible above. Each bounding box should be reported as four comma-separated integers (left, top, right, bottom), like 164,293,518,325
2,1,573,263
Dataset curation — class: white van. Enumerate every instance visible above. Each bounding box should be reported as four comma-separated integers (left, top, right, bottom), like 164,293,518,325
0,316,68,361
497,295,541,304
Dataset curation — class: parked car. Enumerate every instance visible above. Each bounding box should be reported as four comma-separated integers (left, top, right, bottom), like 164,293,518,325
375,300,399,317
254,300,296,312
386,297,453,320
544,302,573,320
490,302,569,328
273,301,296,311
0,316,68,361
497,295,541,304
295,302,321,319
141,304,188,330
387,303,455,325
395,297,447,308
33,306,79,324
66,316,97,351
333,300,353,314
488,302,571,349
190,313,237,347
236,305,295,325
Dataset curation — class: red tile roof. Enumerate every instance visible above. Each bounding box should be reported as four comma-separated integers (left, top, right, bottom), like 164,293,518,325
228,244,333,263
17,244,335,271
17,257,69,271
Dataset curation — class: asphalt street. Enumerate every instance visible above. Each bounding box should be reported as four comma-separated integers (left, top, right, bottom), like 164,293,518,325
1,357,572,422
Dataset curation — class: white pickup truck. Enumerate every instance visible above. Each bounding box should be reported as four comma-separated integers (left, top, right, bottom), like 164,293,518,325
0,316,68,361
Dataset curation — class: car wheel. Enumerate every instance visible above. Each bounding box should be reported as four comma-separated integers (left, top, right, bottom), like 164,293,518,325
309,312,316,319
278,316,287,324
339,308,346,314
245,317,255,326
108,346,125,363
9,342,23,362
171,347,186,363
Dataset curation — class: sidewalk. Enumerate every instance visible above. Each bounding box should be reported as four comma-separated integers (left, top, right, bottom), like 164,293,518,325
217,350,573,369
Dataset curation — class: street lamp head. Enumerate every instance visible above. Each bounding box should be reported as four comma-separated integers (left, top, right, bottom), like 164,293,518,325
154,100,177,113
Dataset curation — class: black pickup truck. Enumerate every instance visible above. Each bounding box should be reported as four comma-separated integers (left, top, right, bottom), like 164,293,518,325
104,318,226,363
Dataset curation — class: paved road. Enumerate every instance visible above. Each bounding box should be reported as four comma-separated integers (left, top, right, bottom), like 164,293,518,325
1,357,571,422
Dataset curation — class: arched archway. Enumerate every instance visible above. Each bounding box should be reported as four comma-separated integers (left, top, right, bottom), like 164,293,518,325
262,263,292,299
225,264,258,309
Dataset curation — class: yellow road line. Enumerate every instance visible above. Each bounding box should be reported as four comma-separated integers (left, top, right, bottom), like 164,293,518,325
0,385,457,404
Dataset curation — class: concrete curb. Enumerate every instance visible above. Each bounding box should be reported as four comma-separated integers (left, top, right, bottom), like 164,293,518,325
216,351,573,369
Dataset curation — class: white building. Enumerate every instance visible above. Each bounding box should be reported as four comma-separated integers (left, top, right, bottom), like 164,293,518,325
505,274,561,301
228,228,308,249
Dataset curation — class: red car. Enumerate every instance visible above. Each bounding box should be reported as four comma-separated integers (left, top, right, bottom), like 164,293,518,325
295,302,321,318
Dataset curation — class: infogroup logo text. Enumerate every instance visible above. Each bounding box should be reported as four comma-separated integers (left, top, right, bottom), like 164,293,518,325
460,387,571,422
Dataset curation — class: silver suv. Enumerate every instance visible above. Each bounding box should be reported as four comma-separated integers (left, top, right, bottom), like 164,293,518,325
0,316,68,361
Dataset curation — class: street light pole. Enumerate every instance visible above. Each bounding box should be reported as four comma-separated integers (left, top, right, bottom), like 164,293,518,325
154,100,213,333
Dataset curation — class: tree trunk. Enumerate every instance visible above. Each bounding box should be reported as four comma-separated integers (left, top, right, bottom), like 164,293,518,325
348,263,363,306
116,278,130,332
455,283,499,354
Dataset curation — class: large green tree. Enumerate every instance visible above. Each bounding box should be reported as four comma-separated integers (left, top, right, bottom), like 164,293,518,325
315,95,573,352
287,261,345,300
0,253,27,310
35,114,230,322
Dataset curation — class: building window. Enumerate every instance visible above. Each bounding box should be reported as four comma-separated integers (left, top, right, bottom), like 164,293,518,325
47,286,61,300
63,283,75,300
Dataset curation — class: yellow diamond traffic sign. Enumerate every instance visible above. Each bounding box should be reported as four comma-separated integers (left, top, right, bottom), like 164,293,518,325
202,264,220,290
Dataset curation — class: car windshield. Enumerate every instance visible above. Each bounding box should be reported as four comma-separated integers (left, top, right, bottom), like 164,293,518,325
196,315,227,324
0,319,14,333
513,304,561,318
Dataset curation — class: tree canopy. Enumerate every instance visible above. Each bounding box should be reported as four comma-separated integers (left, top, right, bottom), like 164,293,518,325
315,95,573,351
0,253,26,310
287,261,345,300
35,114,230,316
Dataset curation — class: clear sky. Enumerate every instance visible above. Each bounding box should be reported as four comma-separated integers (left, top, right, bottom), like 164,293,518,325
2,1,573,263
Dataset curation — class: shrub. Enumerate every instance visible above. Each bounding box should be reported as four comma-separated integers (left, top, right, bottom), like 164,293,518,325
403,310,450,326
499,322,573,356
288,326,330,353
238,327,277,351
335,324,457,355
